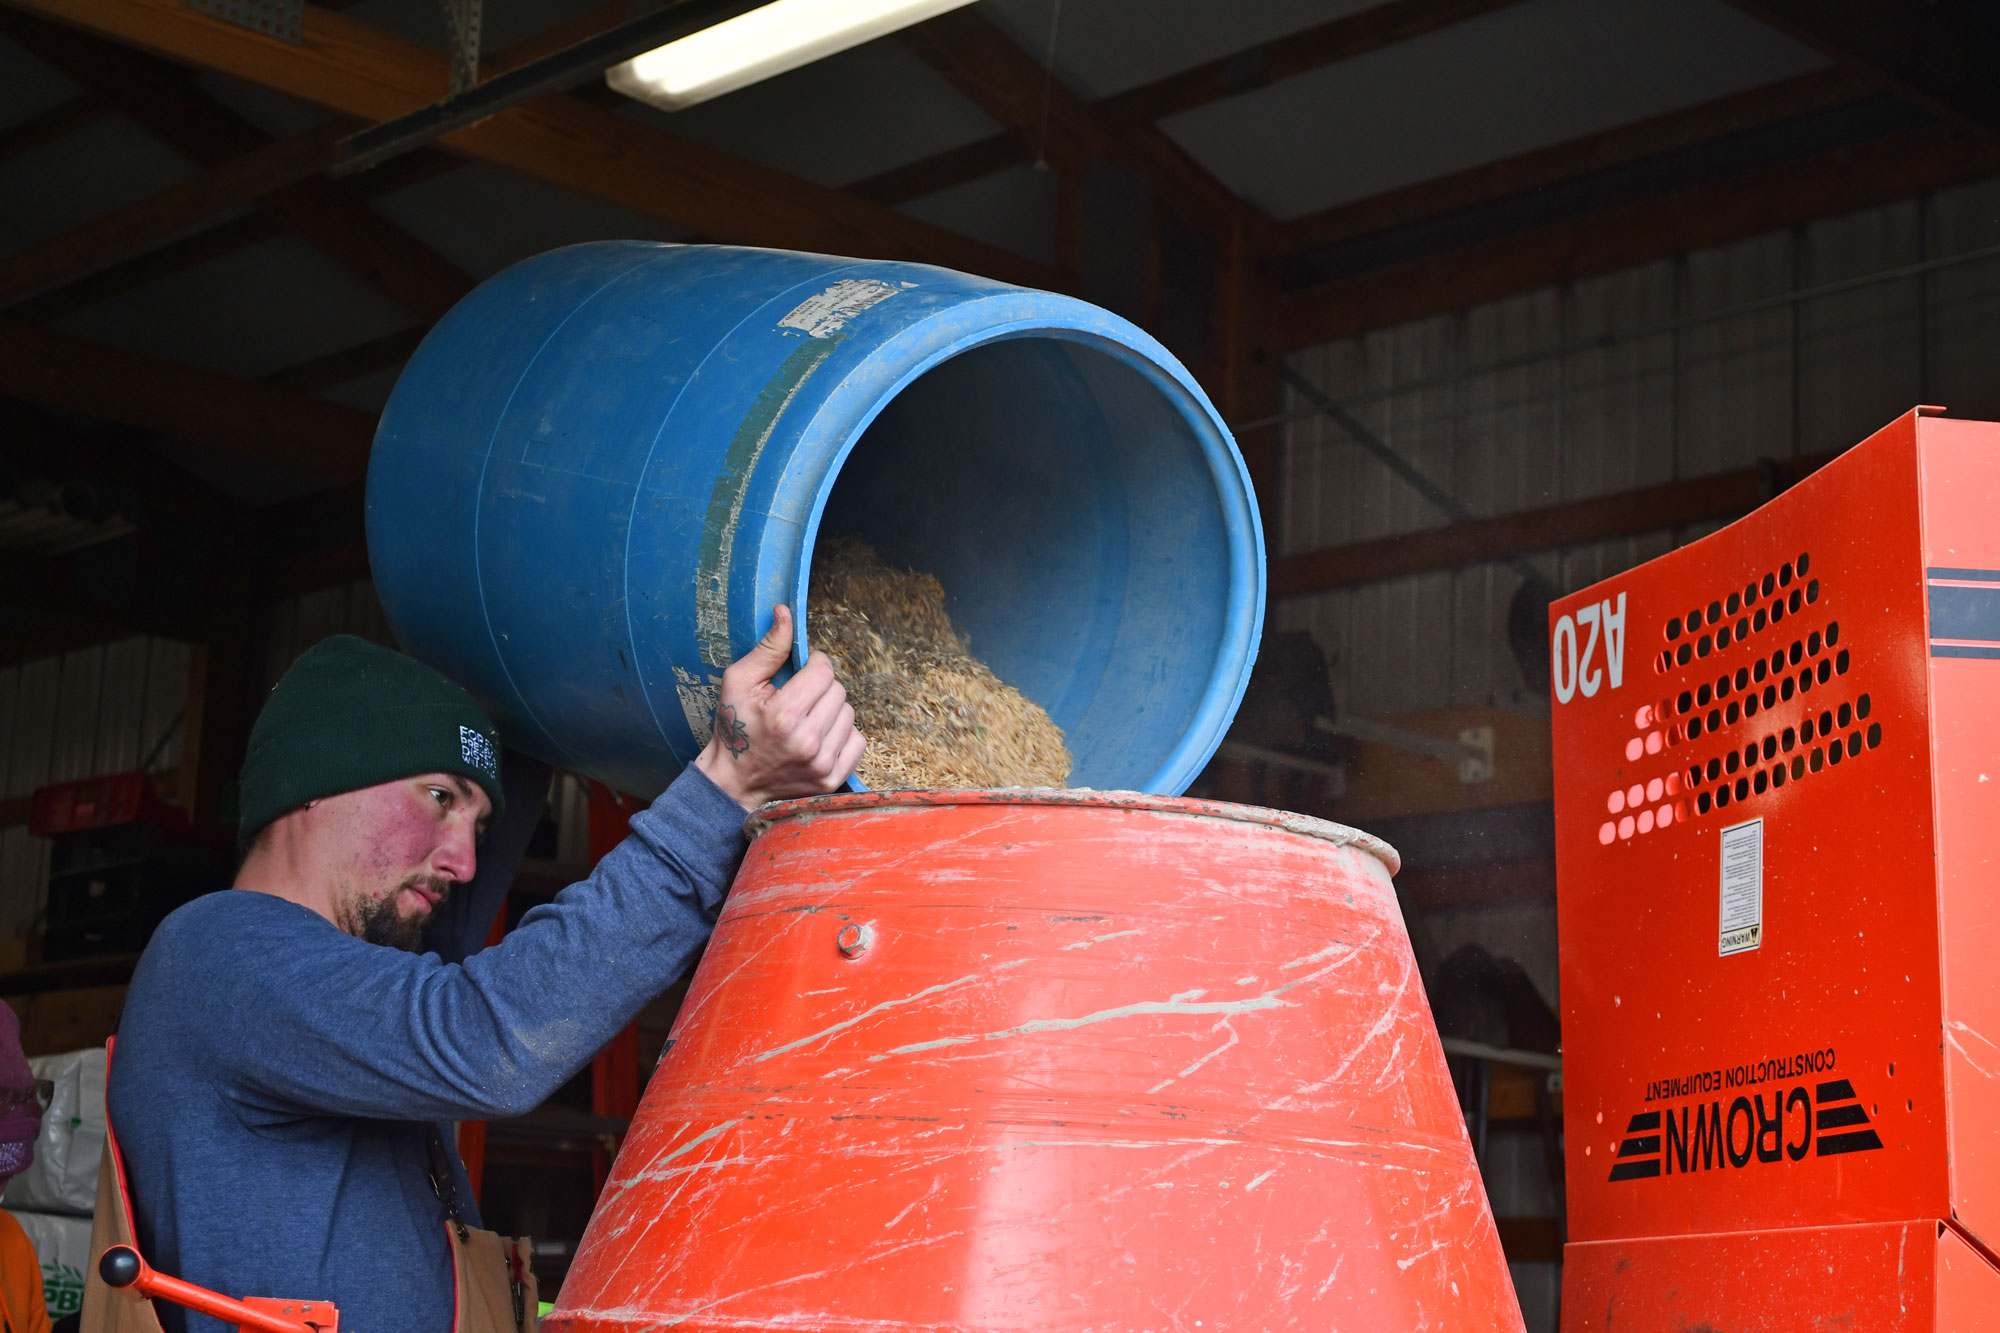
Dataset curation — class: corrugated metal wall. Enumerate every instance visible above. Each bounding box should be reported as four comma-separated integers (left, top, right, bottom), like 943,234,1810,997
1273,174,2000,1022
0,580,605,950
1276,175,2000,1333
0,579,393,942
0,638,190,941
256,578,395,694
1276,177,2000,720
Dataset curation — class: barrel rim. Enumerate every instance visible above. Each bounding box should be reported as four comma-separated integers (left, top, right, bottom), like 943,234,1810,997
777,285,1265,800
743,789,1400,874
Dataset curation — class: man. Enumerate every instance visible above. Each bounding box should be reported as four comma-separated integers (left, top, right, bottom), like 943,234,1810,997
107,606,861,1333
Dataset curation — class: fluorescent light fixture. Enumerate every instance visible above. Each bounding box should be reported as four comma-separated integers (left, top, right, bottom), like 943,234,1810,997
607,0,979,111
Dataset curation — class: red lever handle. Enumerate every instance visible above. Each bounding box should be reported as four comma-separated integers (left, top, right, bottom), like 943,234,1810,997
99,1246,333,1333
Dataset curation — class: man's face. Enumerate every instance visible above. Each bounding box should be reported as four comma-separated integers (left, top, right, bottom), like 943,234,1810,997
312,773,493,951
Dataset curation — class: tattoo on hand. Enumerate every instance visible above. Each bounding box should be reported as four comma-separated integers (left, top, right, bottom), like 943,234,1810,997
715,704,750,759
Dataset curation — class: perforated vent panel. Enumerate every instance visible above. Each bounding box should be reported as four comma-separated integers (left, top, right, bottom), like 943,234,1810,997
1584,549,1886,848
1551,410,1950,1248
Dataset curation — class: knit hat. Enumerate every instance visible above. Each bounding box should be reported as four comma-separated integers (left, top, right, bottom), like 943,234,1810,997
237,635,504,845
0,1006,39,1177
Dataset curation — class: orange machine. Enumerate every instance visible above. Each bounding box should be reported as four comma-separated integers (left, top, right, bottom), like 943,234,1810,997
1552,407,2000,1328
549,791,1524,1331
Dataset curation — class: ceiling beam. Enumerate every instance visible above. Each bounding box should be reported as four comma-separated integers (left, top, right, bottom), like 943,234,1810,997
6,13,475,321
0,317,375,481
0,539,204,639
1099,0,1528,126
263,532,371,598
0,619,166,671
0,7,614,351
0,396,245,530
0,90,108,163
850,0,1525,209
263,325,427,393
896,7,1245,229
0,515,310,643
1269,451,1837,598
477,1,623,78
0,408,254,646
846,132,1024,207
1270,120,2000,349
0,398,371,648
252,480,370,598
6,148,454,322
6,0,1061,290
8,214,279,321
1725,0,2000,133
1,2,566,325
1271,67,1876,259
0,119,348,307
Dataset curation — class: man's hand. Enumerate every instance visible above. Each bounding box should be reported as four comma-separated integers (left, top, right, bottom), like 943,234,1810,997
693,605,866,810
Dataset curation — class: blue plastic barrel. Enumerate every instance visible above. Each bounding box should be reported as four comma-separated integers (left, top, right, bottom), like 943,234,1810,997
365,242,1263,798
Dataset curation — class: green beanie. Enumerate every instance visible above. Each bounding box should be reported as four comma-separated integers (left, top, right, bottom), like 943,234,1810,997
238,635,505,844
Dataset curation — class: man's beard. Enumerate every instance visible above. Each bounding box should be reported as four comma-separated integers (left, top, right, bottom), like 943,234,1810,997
349,876,448,952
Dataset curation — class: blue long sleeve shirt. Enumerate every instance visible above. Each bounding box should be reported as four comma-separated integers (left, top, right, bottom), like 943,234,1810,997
107,762,747,1333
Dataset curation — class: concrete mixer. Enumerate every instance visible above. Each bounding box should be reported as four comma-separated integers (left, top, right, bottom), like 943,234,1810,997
357,242,1526,1331
1550,407,2000,1329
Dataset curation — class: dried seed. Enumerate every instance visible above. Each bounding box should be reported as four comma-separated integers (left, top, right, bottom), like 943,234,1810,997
808,538,1072,790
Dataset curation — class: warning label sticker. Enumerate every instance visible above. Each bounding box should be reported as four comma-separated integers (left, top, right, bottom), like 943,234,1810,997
1719,817,1764,956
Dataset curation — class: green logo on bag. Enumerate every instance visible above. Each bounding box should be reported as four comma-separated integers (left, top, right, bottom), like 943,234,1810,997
43,1260,84,1317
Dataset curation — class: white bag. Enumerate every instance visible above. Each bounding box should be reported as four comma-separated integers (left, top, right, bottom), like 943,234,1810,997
6,1206,91,1323
2,1046,106,1218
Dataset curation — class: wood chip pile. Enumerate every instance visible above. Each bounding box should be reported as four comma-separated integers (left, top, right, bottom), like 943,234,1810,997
807,538,1073,790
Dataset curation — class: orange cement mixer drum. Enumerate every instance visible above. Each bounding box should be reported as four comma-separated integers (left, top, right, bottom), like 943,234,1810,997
546,791,1521,1332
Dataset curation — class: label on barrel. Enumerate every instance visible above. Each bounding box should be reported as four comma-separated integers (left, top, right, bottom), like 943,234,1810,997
778,278,904,339
1718,817,1764,955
